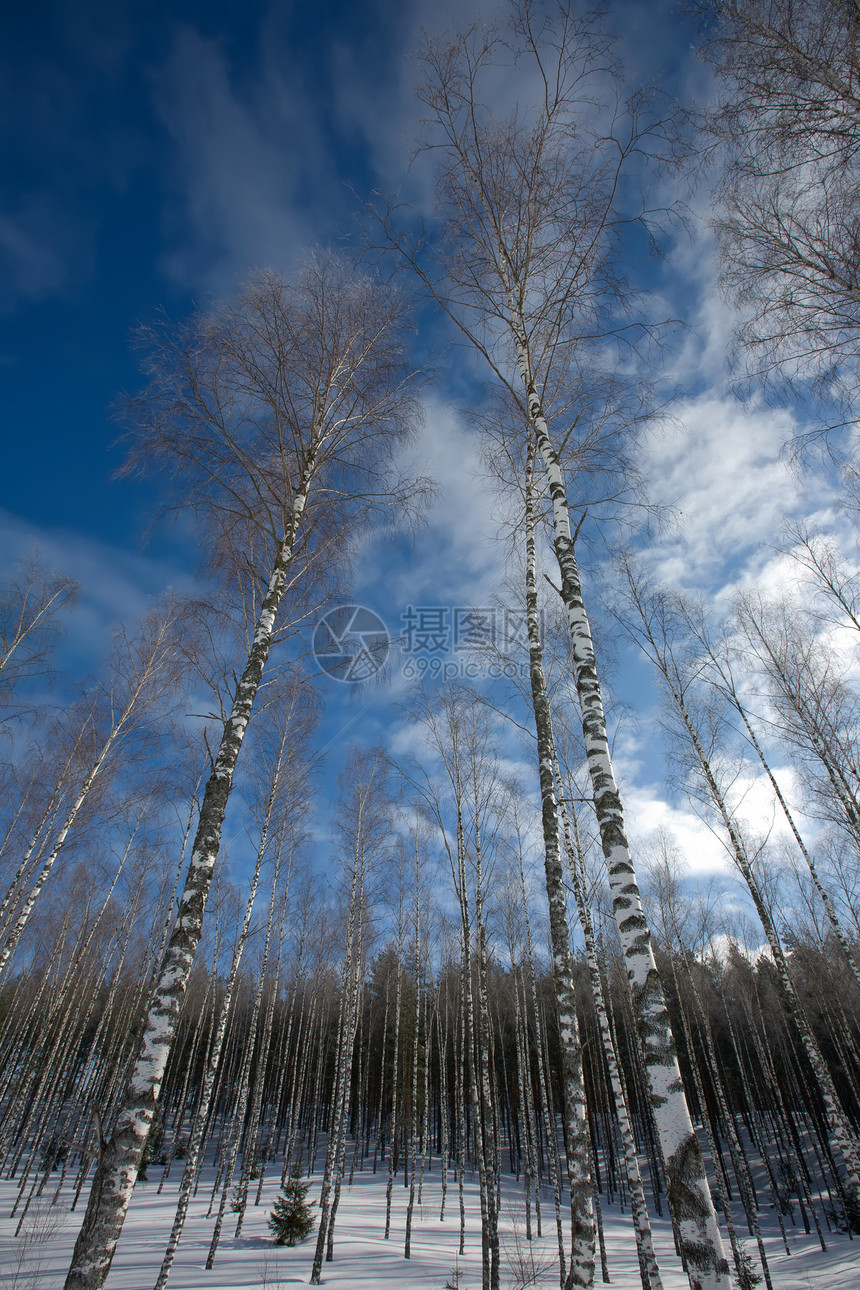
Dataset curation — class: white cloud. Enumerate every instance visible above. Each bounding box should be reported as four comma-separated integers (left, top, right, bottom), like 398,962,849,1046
0,200,92,309
150,27,330,290
147,2,505,290
613,710,812,878
637,395,836,593
624,783,731,875
0,509,200,675
352,396,515,622
328,0,519,212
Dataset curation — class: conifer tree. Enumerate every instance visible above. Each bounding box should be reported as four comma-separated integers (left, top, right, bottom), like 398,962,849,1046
269,1171,315,1246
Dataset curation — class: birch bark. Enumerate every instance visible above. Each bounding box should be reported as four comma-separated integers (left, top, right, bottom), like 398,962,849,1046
0,606,184,981
404,859,421,1259
523,448,595,1289
65,481,313,1290
65,259,419,1290
152,723,291,1289
556,762,664,1290
517,354,728,1288
310,754,383,1282
738,597,860,856
517,847,568,1278
402,10,730,1281
624,572,860,1202
687,603,860,989
385,894,405,1239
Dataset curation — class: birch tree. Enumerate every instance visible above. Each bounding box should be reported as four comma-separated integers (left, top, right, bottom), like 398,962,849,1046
402,689,505,1290
681,595,860,989
153,681,310,1288
0,556,76,724
699,0,860,427
554,750,665,1290
310,749,390,1283
523,448,594,1289
620,566,860,1206
735,593,860,858
65,255,422,1290
0,600,188,981
381,5,730,1283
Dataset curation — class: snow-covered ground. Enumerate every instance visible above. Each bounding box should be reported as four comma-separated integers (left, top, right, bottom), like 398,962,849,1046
2,1164,858,1289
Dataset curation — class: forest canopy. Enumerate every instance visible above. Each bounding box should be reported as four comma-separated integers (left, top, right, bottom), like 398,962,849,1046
1,3,860,1290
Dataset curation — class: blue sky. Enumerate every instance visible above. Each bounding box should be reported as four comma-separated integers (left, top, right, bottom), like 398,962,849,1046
1,0,407,542
1,0,851,916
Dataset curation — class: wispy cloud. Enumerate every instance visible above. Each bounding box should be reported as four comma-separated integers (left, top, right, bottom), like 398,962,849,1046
637,395,835,594
351,397,516,629
0,201,91,308
150,26,332,290
0,509,199,676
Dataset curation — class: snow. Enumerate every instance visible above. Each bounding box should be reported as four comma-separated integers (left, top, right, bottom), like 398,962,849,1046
3,1163,859,1290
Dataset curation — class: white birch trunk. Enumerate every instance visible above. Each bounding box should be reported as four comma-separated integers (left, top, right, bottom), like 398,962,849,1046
629,575,860,1205
234,850,293,1235
456,979,467,1255
673,681,860,1200
512,331,729,1290
152,737,285,1289
0,778,68,943
734,695,860,990
741,605,860,854
65,469,313,1290
205,948,269,1268
437,991,451,1221
0,615,176,981
404,878,421,1258
310,814,365,1284
684,970,774,1290
385,910,405,1239
692,615,860,991
557,774,664,1290
523,449,595,1289
517,864,566,1280
247,887,291,1204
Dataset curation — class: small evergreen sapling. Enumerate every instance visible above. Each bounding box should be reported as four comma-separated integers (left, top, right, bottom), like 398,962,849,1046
268,1172,315,1246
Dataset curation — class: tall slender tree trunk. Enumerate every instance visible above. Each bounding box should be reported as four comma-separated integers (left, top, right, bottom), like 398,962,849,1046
0,611,179,982
235,854,293,1234
405,841,422,1259
523,448,595,1289
518,861,566,1281
65,467,314,1290
733,692,860,989
557,764,664,1290
310,809,366,1284
153,730,289,1289
513,335,729,1289
385,906,405,1240
691,612,860,991
642,601,860,1201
